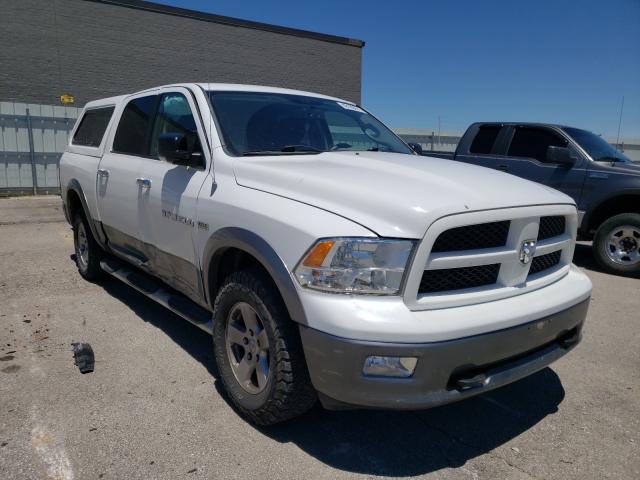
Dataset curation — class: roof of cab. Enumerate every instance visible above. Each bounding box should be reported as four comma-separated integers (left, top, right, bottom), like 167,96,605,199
82,83,356,109
83,95,127,109
471,121,569,130
198,83,352,104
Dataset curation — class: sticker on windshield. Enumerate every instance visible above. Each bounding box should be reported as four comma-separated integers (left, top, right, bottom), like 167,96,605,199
337,102,365,113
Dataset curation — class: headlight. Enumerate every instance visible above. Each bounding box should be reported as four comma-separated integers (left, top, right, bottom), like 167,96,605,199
294,238,415,295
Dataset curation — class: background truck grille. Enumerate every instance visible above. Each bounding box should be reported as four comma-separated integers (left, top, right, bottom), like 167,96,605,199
528,250,562,276
538,216,566,240
419,264,500,293
431,220,510,252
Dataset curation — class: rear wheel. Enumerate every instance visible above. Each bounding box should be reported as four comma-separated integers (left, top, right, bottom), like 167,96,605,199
212,271,316,425
72,213,105,281
593,213,640,277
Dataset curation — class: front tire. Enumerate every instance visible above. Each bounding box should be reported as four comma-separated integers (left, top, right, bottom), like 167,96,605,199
72,213,105,281
212,271,316,425
593,213,640,277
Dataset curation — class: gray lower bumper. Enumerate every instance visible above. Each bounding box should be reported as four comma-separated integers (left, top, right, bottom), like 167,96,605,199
300,298,589,410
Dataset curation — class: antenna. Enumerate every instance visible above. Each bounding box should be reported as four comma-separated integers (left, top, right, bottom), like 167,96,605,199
615,96,625,151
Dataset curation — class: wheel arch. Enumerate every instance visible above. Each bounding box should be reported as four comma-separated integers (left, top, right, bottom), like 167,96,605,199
64,179,107,247
584,191,640,234
202,227,308,325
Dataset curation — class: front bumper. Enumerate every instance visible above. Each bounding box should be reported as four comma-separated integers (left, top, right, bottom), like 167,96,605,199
300,298,589,410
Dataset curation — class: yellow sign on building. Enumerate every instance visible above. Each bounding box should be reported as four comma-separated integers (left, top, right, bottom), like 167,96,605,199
60,95,75,105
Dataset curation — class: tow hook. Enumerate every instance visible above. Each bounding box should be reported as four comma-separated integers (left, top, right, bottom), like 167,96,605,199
455,373,487,391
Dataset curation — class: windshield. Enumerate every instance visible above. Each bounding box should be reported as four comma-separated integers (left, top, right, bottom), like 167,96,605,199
208,91,413,156
563,127,632,163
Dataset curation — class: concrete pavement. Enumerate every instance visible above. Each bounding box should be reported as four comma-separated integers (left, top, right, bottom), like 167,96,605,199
1,196,638,479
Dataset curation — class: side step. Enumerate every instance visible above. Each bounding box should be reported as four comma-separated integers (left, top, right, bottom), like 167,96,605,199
100,258,213,334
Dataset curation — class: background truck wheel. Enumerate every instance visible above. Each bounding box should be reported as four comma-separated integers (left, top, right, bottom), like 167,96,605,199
212,271,316,425
72,213,105,281
593,213,640,277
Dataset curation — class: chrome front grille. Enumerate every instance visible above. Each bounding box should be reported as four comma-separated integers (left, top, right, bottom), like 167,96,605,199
404,205,578,311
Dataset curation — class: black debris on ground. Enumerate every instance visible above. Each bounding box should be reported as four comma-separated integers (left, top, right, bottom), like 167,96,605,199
72,342,95,374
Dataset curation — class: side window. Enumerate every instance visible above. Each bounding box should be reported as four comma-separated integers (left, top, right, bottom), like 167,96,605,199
112,95,157,156
72,107,115,147
507,127,567,163
149,93,202,158
469,125,501,154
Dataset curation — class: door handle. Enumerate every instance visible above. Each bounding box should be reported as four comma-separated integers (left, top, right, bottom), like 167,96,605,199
496,164,509,172
97,169,109,177
136,178,152,189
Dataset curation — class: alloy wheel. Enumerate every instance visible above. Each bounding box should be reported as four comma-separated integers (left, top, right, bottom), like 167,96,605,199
225,302,270,394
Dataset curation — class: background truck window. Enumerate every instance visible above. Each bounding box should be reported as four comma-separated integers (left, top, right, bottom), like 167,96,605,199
469,125,502,154
507,127,567,162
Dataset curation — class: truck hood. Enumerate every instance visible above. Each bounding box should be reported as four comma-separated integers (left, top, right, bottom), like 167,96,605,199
233,151,574,238
595,161,640,176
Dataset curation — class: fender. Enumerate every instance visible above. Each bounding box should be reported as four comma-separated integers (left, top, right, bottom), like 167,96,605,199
581,188,640,232
202,227,308,325
64,179,108,248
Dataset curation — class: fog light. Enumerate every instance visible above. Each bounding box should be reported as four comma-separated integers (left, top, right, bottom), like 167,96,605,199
362,356,417,378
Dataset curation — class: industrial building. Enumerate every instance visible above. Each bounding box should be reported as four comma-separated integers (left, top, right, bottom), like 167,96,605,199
1,0,363,105
0,0,636,195
0,0,364,194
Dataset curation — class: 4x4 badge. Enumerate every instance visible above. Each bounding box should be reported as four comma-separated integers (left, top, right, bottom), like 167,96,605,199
520,240,537,265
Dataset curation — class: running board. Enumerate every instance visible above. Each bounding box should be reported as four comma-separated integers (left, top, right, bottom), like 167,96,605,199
100,258,213,334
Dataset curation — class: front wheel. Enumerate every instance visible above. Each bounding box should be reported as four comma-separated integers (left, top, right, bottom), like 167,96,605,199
593,213,640,277
212,271,316,425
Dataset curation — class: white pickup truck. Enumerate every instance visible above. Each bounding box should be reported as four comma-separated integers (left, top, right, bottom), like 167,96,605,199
60,83,592,425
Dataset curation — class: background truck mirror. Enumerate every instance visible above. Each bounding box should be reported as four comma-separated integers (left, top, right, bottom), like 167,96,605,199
546,146,575,167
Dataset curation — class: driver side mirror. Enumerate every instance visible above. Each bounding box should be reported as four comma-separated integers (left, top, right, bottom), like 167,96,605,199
158,133,202,168
408,143,423,155
546,146,575,168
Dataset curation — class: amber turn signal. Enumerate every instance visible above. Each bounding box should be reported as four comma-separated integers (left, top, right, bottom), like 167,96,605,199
302,240,335,267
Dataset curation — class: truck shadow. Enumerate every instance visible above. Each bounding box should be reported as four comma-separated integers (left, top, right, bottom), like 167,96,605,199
100,275,565,477
571,242,600,272
257,368,563,476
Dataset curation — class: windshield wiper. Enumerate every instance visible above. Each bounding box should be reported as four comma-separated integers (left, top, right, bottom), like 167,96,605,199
241,150,285,156
241,149,321,156
241,145,324,156
366,147,379,152
280,145,324,153
331,143,352,151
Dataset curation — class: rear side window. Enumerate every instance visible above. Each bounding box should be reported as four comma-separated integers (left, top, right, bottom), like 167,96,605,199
113,96,158,155
72,107,114,147
469,125,501,154
507,127,567,163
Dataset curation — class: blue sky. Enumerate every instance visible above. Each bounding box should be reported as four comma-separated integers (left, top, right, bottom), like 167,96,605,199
158,0,639,138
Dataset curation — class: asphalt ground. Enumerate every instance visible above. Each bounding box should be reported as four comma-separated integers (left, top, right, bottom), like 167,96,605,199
1,196,638,480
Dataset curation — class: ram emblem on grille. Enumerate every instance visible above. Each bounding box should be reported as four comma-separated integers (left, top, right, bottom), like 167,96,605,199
520,240,537,265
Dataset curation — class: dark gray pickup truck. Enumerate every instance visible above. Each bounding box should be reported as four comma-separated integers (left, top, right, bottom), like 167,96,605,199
425,123,640,276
